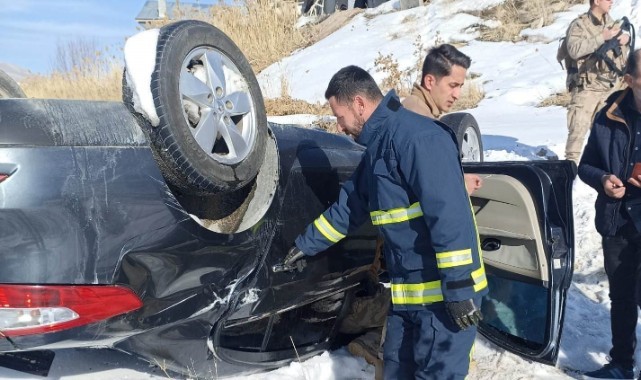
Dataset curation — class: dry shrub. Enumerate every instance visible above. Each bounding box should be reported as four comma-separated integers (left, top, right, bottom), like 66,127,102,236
21,39,122,100
478,0,584,42
375,35,425,96
538,91,571,108
375,53,406,93
450,81,485,111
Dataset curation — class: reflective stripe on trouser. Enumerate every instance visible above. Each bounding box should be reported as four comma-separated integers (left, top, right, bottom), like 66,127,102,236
383,307,477,380
565,88,611,163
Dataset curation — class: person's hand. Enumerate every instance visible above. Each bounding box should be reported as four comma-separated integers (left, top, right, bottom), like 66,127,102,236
628,174,641,188
603,27,621,40
618,32,631,46
602,174,626,198
283,246,305,266
464,174,483,195
445,299,483,330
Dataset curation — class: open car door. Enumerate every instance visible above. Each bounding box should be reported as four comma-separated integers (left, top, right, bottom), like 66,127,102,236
465,160,575,364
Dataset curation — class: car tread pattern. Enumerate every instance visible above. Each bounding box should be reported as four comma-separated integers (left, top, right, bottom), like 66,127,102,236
139,20,267,195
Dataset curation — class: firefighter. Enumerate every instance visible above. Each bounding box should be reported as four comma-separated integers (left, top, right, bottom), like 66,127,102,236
281,65,487,379
343,44,483,379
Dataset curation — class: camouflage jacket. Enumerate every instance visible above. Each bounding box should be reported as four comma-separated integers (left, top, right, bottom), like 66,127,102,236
566,11,629,92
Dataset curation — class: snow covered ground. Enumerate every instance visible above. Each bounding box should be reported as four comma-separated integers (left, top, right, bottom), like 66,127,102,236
3,0,641,378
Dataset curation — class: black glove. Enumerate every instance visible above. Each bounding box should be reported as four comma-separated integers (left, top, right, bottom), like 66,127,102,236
284,246,305,266
445,299,483,330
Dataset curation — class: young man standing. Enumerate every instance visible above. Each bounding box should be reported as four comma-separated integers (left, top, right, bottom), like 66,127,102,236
564,0,630,164
403,43,482,194
282,65,487,379
578,49,641,380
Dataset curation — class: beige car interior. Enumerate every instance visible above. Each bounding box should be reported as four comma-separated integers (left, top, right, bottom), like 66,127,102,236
471,174,548,283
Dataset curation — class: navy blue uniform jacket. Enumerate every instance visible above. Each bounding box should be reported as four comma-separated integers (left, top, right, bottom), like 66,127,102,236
295,91,487,310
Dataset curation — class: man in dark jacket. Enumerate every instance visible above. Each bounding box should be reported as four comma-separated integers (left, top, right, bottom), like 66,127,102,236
578,48,641,380
282,65,487,379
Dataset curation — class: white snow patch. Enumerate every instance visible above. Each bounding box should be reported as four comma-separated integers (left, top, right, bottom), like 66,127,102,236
124,28,160,127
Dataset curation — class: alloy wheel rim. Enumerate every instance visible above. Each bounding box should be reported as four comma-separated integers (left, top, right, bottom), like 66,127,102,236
179,47,257,165
461,126,481,162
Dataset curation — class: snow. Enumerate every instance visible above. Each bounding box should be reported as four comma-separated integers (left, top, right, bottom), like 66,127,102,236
124,28,160,127
4,0,641,378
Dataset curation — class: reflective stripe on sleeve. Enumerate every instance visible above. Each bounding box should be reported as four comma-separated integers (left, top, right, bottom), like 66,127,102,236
390,281,444,305
313,214,346,243
370,202,423,226
435,249,473,268
391,269,487,305
472,266,488,292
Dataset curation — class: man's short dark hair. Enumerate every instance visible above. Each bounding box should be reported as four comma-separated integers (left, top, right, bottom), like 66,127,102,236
421,44,471,80
625,48,641,77
325,65,383,104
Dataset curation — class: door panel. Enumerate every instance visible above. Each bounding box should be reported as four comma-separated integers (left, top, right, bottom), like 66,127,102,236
473,174,547,282
465,161,574,364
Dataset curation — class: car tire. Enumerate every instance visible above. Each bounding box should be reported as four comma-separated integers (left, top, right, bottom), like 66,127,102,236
142,20,268,195
0,69,26,98
440,112,483,162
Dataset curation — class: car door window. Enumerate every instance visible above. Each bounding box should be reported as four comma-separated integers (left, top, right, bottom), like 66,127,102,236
465,161,574,365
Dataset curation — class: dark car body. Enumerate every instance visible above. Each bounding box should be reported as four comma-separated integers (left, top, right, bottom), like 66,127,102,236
0,98,575,377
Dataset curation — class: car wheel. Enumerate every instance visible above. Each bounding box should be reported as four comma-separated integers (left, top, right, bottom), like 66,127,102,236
0,69,26,98
142,20,267,195
440,112,483,162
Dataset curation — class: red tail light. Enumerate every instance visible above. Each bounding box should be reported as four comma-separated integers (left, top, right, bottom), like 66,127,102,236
0,285,143,337
0,174,8,183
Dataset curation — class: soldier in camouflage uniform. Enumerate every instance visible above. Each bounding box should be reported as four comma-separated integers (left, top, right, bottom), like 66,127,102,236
563,0,630,164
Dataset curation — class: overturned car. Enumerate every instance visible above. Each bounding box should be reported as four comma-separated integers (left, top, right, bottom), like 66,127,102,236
0,20,574,378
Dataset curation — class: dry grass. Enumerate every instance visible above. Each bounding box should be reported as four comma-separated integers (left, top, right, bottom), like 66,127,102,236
538,91,571,108
149,0,305,73
21,39,123,100
21,0,483,115
265,97,332,117
477,0,585,42
23,0,307,100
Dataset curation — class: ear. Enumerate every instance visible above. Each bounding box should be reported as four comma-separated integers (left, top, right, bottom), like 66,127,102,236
423,74,437,91
353,95,366,114
625,73,633,87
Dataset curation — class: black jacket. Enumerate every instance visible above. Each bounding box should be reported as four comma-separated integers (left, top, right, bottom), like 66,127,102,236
578,89,635,236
